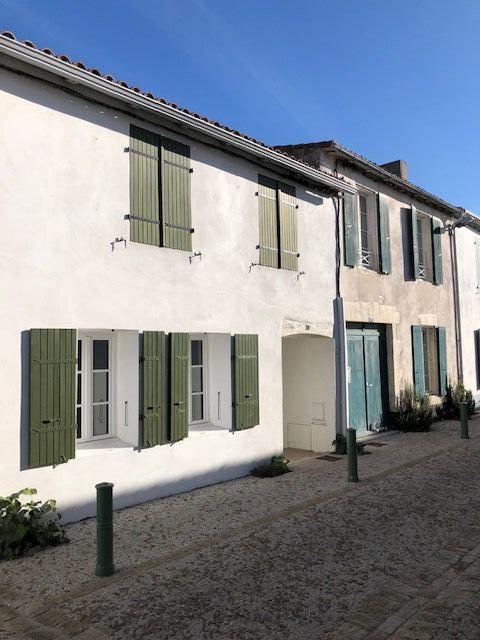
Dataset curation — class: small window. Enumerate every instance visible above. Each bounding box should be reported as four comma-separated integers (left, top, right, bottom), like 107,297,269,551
422,327,439,395
189,336,207,424
417,213,434,282
358,192,378,271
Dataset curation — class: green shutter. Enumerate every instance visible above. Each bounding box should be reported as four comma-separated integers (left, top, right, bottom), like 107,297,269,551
161,137,192,252
258,175,279,268
344,192,359,267
432,217,443,285
29,329,76,468
476,240,480,292
129,125,161,246
141,332,167,447
411,325,425,396
437,326,447,396
170,333,189,441
378,193,391,274
279,182,298,271
475,329,480,389
411,205,419,279
232,334,259,430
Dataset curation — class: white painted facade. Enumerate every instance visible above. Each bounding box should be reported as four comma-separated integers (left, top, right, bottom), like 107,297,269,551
456,224,480,404
0,66,337,521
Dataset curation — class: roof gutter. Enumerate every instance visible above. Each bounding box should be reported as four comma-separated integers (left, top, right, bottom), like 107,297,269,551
0,35,355,196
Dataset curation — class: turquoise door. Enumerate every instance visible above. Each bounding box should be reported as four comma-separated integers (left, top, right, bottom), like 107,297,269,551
347,325,385,434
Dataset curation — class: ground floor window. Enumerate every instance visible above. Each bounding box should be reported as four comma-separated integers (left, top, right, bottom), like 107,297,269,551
76,334,114,442
422,326,439,395
189,335,207,424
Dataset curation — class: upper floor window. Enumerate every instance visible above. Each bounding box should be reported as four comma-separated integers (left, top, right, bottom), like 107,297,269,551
411,205,443,285
343,191,391,274
476,239,480,292
257,175,299,271
416,213,434,282
128,125,193,252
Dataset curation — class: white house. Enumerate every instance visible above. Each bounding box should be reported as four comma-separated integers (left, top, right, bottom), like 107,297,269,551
0,32,351,521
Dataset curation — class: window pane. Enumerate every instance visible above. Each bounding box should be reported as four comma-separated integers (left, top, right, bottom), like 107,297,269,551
93,371,109,402
191,367,203,393
77,373,81,404
76,407,82,439
93,405,109,436
192,394,204,421
191,340,203,366
93,340,109,370
77,340,82,372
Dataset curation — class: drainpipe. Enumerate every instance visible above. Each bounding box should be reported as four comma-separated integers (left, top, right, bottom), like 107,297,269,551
449,225,463,383
332,193,348,435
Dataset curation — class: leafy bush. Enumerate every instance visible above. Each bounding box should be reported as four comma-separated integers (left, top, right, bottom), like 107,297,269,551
391,385,434,432
437,382,476,420
0,488,68,560
332,434,368,455
252,455,291,478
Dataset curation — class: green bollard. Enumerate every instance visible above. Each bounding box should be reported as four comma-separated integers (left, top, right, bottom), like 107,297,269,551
347,428,359,482
95,482,114,577
460,402,469,440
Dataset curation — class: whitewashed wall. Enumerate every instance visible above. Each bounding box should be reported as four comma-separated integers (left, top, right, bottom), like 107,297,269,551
0,68,337,521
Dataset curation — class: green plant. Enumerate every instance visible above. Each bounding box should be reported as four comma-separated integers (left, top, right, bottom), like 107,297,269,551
252,455,291,478
331,434,368,455
0,488,68,560
391,385,434,432
437,382,476,420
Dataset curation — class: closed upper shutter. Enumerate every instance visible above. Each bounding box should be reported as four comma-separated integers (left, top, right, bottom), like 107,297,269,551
258,175,279,268
170,333,189,441
378,193,391,274
411,205,419,279
411,325,425,396
344,192,359,267
475,329,480,390
29,329,77,467
232,334,259,430
129,125,161,246
161,137,192,252
432,217,443,285
279,182,298,271
141,331,167,447
437,326,447,396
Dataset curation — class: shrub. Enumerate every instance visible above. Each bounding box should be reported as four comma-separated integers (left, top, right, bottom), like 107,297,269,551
437,382,476,420
391,385,434,432
252,455,291,478
0,488,68,560
332,434,368,455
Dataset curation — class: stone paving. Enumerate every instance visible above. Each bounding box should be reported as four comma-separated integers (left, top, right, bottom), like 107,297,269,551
1,416,480,639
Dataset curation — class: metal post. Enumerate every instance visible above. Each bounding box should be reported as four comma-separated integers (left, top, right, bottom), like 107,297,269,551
347,428,359,482
460,402,469,440
95,482,114,577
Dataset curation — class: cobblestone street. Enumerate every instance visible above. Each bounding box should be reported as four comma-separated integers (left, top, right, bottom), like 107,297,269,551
1,417,480,639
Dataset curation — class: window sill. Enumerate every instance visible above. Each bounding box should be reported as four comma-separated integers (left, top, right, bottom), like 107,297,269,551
188,422,230,434
76,437,134,456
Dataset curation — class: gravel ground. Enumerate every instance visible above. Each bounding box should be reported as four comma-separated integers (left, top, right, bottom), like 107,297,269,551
2,417,480,639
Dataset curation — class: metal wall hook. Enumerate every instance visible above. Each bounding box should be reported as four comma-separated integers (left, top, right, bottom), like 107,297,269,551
249,262,259,273
296,271,306,281
111,237,127,251
189,251,202,264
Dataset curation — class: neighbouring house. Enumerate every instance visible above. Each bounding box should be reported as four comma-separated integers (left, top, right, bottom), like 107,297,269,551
279,142,479,434
455,214,480,405
0,32,349,521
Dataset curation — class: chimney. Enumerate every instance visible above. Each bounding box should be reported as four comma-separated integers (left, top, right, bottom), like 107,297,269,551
380,159,408,180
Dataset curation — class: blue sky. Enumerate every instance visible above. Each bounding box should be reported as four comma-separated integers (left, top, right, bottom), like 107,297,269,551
1,0,479,212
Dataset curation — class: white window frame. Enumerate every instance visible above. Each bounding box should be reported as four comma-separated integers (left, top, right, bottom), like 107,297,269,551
357,190,379,272
189,334,208,426
76,332,116,443
416,212,434,283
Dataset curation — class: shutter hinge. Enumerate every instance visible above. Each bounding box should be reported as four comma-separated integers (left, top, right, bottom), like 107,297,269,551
124,214,130,220
255,244,260,250
295,204,299,209
255,191,259,196
124,147,130,153
189,168,194,173
190,228,195,234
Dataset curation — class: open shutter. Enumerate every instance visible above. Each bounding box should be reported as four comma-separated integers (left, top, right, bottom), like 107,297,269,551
232,334,259,430
29,329,76,467
411,325,425,396
161,137,192,252
258,175,279,268
411,205,419,279
437,326,447,396
432,217,443,285
129,125,161,246
141,332,167,447
343,192,359,267
475,329,480,390
378,193,391,274
279,182,298,271
170,333,189,441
